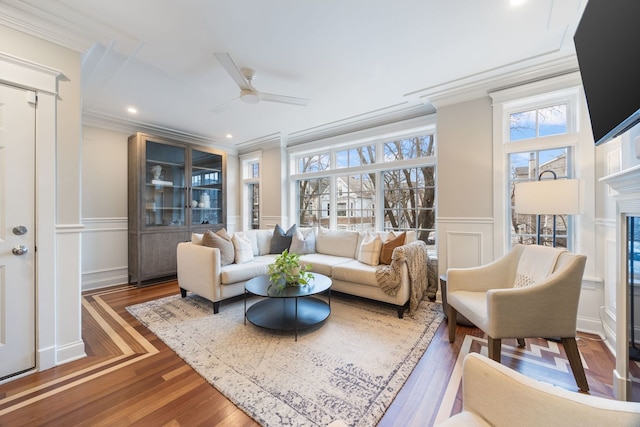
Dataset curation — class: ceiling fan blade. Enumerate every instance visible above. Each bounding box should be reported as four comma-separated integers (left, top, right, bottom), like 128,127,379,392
210,96,240,113
214,52,251,90
260,92,310,106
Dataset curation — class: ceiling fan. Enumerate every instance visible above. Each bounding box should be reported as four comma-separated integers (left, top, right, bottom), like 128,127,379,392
212,52,310,110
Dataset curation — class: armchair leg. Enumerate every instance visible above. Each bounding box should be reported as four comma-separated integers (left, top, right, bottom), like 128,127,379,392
516,338,525,347
213,301,220,314
488,337,502,363
561,337,589,392
448,307,458,343
180,288,187,298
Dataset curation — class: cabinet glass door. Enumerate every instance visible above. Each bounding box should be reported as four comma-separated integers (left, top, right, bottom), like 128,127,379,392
145,141,186,227
190,148,223,226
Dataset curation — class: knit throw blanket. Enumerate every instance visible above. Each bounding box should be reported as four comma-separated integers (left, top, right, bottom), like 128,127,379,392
375,240,430,315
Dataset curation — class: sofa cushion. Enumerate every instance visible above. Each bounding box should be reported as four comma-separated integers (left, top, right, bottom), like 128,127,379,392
270,224,297,254
202,228,234,266
332,260,379,287
357,231,382,266
315,227,359,258
290,227,316,254
219,255,276,284
299,253,353,276
379,231,406,265
232,233,254,264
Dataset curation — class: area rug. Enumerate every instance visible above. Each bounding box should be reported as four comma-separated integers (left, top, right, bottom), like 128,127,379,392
127,293,443,427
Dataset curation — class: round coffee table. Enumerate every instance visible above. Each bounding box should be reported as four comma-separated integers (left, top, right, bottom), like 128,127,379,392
244,273,332,341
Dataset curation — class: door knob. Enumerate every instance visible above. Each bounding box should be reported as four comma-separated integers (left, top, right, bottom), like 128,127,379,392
12,245,28,256
13,225,27,235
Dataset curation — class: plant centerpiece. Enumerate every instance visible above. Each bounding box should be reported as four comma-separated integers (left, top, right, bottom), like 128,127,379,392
267,249,313,291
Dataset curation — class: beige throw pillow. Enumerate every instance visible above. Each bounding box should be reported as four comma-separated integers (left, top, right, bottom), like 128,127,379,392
232,232,254,264
357,232,382,266
379,231,406,265
202,228,234,266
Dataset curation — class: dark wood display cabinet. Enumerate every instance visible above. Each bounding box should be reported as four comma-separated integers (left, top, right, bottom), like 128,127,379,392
128,132,226,285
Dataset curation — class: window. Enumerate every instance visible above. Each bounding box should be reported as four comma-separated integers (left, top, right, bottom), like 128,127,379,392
336,144,375,168
298,153,329,173
496,88,579,250
292,129,437,245
382,166,435,242
509,104,568,141
509,148,572,247
241,154,261,230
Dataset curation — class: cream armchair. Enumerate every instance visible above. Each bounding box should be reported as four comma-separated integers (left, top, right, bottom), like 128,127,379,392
446,244,589,391
438,353,640,427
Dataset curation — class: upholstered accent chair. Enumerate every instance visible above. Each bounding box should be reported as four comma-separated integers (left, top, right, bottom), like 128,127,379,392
446,244,589,391
438,353,640,427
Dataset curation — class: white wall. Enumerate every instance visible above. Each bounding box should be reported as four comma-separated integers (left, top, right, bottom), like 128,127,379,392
436,97,495,271
81,126,130,289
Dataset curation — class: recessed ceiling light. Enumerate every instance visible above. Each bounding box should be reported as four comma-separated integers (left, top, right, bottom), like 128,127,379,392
509,0,527,6
127,107,138,114
226,133,233,139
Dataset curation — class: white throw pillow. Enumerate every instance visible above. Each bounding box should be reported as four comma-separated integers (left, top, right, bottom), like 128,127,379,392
357,231,382,266
290,228,316,254
232,233,254,264
191,232,204,245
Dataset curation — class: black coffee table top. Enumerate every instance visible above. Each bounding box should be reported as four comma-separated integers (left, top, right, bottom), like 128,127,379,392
245,273,331,298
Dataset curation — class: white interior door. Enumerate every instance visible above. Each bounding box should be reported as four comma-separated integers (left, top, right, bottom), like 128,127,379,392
0,83,36,380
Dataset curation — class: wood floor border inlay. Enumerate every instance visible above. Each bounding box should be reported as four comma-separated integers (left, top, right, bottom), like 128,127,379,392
0,287,159,417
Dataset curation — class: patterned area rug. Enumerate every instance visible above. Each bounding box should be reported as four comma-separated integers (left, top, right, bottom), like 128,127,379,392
127,293,443,427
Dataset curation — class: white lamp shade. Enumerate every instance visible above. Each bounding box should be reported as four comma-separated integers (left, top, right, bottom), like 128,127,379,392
514,179,581,215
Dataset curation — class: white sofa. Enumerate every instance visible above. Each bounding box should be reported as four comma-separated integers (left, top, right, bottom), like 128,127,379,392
177,227,435,318
438,353,640,426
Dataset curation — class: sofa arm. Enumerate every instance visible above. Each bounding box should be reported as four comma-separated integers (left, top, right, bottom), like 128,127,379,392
176,242,221,302
438,353,640,427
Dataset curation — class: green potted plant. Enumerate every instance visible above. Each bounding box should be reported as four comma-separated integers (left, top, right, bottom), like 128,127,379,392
267,249,313,291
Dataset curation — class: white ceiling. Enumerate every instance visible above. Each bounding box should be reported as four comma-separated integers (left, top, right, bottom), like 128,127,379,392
0,0,586,149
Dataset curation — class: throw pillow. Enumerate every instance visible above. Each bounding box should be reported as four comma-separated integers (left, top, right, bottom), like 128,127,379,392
202,228,234,266
379,231,406,265
290,227,316,254
357,231,382,266
191,232,204,245
269,224,297,254
232,233,254,264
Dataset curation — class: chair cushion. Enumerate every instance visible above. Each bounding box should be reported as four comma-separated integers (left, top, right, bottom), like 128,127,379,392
447,290,487,329
202,228,234,266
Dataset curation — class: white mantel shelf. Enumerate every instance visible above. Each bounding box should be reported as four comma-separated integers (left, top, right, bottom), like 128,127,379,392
600,164,640,195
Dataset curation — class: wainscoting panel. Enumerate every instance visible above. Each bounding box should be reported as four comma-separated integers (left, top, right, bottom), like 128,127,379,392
437,217,494,275
82,218,128,290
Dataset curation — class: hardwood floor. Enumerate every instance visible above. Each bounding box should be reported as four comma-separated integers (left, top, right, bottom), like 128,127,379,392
0,281,620,426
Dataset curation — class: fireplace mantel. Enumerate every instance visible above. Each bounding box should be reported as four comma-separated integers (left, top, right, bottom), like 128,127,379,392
600,163,640,401
600,164,640,197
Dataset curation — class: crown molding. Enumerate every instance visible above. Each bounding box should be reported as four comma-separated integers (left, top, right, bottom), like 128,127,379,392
410,54,580,108
0,3,93,52
83,110,236,154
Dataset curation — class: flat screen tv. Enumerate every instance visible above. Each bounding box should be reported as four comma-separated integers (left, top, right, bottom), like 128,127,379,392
573,0,640,146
